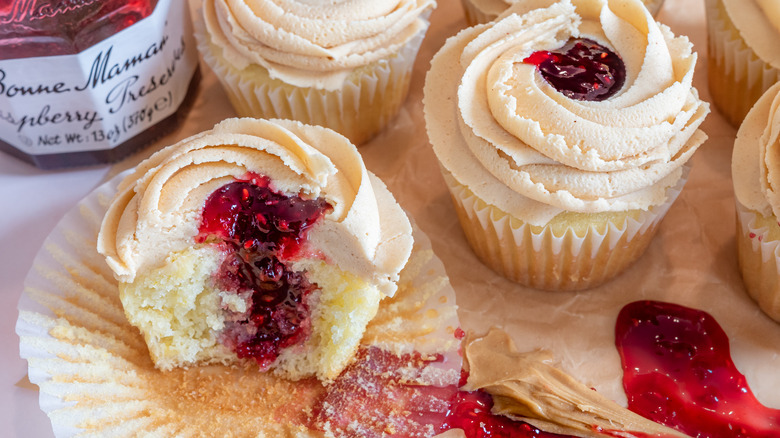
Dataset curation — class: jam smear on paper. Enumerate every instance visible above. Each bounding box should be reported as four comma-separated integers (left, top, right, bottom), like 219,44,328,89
198,174,331,368
616,300,780,438
0,0,156,59
313,347,581,438
524,38,625,101
312,347,459,437
441,389,578,438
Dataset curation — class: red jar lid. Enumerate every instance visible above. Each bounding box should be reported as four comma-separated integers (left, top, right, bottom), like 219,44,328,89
0,1,160,60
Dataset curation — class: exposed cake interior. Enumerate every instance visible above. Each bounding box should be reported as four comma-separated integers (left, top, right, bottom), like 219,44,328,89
120,173,384,381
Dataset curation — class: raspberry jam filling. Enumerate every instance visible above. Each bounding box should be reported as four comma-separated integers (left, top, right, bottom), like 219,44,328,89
616,300,780,438
524,38,626,101
197,174,331,367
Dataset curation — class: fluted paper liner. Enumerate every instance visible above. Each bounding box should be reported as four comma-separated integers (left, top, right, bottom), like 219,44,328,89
440,167,688,291
735,201,780,323
458,0,494,27
16,171,461,437
194,13,427,146
705,0,780,127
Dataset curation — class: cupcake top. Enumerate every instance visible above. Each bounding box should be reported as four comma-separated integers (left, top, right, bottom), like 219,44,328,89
199,0,436,90
722,0,780,69
463,0,664,21
424,0,708,225
97,117,413,296
733,82,780,218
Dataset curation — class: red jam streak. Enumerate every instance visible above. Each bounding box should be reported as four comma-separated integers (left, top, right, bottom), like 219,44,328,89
616,300,780,438
524,38,625,101
0,0,157,60
313,347,579,438
198,174,331,368
442,389,577,438
313,347,460,438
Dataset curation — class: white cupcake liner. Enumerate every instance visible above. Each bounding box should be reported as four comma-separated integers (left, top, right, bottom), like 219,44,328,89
705,0,780,127
459,0,664,27
195,16,427,145
440,166,688,291
16,171,461,437
735,201,780,322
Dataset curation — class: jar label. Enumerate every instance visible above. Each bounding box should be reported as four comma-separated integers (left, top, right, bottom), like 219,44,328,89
0,0,198,156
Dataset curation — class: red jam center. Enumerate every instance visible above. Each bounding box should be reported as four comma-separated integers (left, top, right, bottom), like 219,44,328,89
197,174,331,368
0,0,157,60
616,300,780,438
524,38,625,101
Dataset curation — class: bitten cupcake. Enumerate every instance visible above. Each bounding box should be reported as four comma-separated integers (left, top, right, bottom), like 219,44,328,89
97,118,413,381
20,149,462,437
733,82,780,323
459,0,665,27
192,0,435,145
424,0,709,290
705,0,780,127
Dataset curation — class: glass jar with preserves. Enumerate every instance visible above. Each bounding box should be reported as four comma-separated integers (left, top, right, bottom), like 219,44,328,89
0,0,200,169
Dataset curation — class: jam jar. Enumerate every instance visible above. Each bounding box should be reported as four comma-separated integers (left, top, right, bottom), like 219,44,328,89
0,0,200,169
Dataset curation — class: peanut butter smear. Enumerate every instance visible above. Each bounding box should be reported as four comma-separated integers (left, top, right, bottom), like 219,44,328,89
462,328,690,438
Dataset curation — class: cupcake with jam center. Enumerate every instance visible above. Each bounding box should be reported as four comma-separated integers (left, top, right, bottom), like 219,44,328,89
459,0,665,27
706,0,780,127
192,0,435,145
424,0,709,290
97,118,413,381
733,82,780,323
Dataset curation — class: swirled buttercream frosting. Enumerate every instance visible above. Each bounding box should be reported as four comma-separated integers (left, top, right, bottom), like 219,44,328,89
199,0,436,90
425,0,708,226
733,83,780,323
722,0,780,69
97,118,413,380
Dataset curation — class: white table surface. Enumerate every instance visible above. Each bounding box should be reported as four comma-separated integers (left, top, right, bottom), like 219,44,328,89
1,157,110,436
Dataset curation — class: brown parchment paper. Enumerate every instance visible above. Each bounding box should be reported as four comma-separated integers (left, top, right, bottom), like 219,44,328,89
110,0,780,411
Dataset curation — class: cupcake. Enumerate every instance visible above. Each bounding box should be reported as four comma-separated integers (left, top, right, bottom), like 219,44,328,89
424,0,709,290
733,82,780,323
459,0,665,27
705,0,780,127
97,117,414,382
18,158,462,436
192,0,435,145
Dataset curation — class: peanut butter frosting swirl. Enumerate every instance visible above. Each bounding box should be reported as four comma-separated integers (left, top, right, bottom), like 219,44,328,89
723,0,780,69
424,0,708,225
97,118,413,296
199,0,436,90
734,83,780,219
